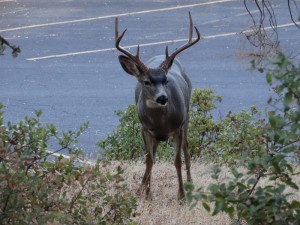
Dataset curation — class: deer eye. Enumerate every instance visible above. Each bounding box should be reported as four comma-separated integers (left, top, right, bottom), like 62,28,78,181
143,80,151,86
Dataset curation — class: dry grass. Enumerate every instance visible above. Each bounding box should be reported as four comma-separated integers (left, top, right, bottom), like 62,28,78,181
108,161,224,224
107,161,300,225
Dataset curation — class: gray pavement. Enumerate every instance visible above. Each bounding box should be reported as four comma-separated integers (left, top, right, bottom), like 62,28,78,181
1,0,300,155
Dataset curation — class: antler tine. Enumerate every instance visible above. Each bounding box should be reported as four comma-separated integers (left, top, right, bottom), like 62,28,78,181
188,11,193,43
162,12,201,71
136,44,140,57
115,17,118,41
115,17,148,73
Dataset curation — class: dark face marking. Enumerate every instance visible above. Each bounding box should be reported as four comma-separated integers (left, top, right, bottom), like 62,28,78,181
138,68,169,105
147,68,168,86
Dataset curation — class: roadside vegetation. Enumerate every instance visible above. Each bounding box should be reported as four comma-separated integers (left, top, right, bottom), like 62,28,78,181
185,53,300,224
1,2,300,221
0,107,137,224
1,51,299,224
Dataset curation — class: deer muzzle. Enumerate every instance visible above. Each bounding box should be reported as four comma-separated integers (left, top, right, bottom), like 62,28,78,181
156,95,168,106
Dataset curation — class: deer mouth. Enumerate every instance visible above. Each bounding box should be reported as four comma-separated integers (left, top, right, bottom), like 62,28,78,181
158,101,168,107
146,100,168,108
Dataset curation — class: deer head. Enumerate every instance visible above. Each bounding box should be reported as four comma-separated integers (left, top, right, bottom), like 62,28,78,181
115,12,200,107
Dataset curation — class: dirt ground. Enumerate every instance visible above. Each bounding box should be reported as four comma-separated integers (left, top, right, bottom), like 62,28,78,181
105,161,300,225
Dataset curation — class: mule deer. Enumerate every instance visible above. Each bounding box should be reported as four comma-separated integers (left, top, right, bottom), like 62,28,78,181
115,12,200,200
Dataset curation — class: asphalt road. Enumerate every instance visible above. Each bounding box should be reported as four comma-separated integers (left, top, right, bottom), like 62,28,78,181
1,0,300,155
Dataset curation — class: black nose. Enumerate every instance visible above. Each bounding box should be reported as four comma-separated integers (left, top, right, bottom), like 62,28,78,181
156,95,168,105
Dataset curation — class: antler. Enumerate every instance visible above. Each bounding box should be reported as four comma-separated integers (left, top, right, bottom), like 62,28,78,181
115,17,148,74
161,12,201,72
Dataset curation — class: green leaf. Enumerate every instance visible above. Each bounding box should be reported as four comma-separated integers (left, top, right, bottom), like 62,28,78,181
285,179,299,190
202,202,211,212
185,191,193,204
212,198,225,216
283,92,293,109
227,206,235,219
35,110,43,117
247,178,257,186
231,167,243,179
290,200,300,209
184,182,195,192
266,72,272,84
282,146,296,154
269,114,286,129
269,115,277,128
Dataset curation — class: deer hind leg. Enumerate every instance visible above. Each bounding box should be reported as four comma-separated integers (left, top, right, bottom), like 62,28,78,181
182,120,192,183
173,130,185,200
137,129,158,199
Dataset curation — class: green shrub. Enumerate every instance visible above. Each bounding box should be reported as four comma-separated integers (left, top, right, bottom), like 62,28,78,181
98,104,174,161
99,88,262,165
98,104,145,161
185,53,300,224
211,108,264,164
0,104,137,224
188,89,263,164
188,88,222,159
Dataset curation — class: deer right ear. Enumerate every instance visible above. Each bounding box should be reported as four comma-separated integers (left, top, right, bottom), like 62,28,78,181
118,55,142,77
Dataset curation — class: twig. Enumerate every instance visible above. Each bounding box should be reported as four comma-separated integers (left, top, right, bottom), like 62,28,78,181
2,194,10,220
248,174,262,197
0,35,21,56
37,144,70,161
288,0,300,29
69,175,91,212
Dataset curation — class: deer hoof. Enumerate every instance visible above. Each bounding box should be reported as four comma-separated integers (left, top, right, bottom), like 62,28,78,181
136,185,153,200
177,191,185,201
136,185,144,196
187,177,193,183
145,191,153,201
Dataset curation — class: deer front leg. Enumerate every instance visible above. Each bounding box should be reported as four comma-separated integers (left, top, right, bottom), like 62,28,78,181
173,130,185,200
182,120,192,183
137,129,158,199
183,142,192,183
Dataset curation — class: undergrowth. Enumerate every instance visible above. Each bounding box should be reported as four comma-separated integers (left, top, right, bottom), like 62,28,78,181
98,89,262,165
185,53,300,224
0,106,137,225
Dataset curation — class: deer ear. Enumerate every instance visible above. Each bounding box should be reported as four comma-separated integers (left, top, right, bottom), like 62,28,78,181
118,55,141,76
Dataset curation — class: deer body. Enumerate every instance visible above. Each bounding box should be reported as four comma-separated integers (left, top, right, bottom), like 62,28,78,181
115,13,200,199
135,56,191,142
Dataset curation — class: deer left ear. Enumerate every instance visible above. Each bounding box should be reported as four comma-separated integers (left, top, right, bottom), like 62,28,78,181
118,55,142,76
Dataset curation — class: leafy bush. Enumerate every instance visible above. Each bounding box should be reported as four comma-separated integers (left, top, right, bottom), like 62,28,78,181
0,104,137,224
98,104,143,161
188,89,222,159
98,104,174,161
211,108,263,164
189,89,263,164
99,88,262,165
185,53,300,224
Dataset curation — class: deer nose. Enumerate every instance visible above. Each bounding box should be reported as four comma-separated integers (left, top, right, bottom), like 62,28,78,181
156,95,168,105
